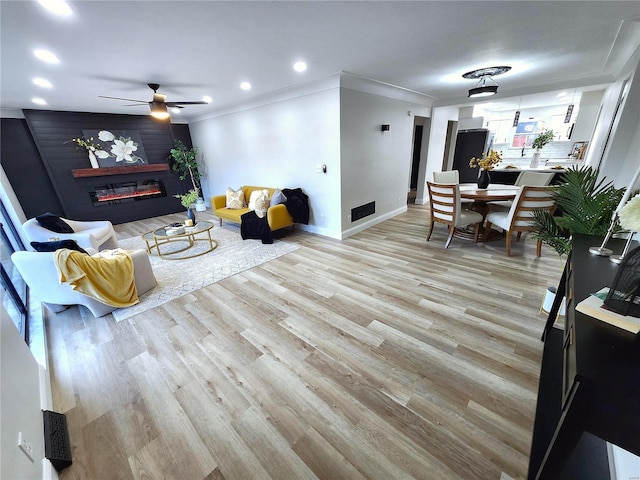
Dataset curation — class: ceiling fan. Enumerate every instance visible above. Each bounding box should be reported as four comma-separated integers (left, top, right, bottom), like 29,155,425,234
99,83,207,119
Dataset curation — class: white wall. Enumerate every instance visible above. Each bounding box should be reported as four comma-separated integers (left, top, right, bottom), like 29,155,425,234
571,90,604,143
589,49,640,189
1,306,45,480
339,88,429,238
189,74,433,239
419,106,460,204
189,86,342,238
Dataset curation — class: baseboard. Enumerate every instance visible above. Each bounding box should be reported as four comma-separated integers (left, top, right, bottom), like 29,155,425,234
341,206,407,239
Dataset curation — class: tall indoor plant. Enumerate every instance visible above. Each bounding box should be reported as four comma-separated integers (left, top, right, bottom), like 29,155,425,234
169,140,204,206
531,165,625,256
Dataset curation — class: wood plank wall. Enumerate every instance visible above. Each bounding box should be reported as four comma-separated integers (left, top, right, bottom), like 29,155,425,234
11,110,193,224
1,118,63,218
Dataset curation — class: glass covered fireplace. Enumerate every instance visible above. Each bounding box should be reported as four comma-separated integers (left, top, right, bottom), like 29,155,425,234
89,179,165,206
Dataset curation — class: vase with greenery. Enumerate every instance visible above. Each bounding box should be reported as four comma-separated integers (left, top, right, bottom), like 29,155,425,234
169,140,202,197
174,189,200,224
530,129,555,168
531,165,625,256
532,129,555,151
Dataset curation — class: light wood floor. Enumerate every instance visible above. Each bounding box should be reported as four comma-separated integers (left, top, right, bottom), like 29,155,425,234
47,204,564,480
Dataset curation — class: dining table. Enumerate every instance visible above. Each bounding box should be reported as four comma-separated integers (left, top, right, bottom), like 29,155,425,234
457,183,521,241
459,183,521,217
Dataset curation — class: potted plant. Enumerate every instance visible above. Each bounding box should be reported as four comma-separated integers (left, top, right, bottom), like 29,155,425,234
530,129,555,168
531,165,624,316
169,140,205,210
531,165,625,257
174,189,200,224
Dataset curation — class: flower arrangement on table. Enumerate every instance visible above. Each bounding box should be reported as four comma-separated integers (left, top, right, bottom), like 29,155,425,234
469,149,502,170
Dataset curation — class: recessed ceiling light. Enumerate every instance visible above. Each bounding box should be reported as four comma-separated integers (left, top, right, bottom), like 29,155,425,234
34,49,60,64
557,91,567,98
33,77,52,88
32,97,47,105
240,82,251,91
170,107,181,114
37,0,73,17
202,96,212,103
293,61,307,73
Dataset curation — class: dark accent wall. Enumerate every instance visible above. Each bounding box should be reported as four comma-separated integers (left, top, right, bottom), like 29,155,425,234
9,110,192,224
1,118,63,218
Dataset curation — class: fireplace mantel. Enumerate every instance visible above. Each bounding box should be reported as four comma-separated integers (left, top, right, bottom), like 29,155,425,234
71,163,170,178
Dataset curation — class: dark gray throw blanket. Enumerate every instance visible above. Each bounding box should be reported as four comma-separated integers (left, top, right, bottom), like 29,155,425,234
282,188,309,224
240,210,273,244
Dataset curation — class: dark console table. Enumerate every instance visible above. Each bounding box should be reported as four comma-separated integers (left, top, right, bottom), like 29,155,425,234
528,234,640,479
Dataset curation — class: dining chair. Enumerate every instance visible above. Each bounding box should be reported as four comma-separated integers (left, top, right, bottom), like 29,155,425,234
426,181,484,248
491,171,556,210
433,170,459,183
433,170,473,204
514,171,556,186
483,185,556,256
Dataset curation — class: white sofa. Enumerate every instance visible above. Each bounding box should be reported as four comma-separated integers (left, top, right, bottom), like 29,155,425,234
22,217,119,252
12,249,156,317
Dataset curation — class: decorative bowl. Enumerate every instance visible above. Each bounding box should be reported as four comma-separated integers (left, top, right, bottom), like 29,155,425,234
165,226,185,236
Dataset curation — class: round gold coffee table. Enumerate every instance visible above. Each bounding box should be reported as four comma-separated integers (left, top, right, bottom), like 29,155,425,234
141,221,217,260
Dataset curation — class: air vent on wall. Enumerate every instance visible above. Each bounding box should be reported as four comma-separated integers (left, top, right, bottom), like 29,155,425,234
351,201,375,222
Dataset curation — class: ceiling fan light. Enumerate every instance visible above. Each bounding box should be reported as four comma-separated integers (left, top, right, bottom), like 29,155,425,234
150,101,169,119
469,85,498,97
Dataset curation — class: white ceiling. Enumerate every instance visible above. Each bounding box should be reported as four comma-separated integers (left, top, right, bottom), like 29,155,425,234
1,1,639,121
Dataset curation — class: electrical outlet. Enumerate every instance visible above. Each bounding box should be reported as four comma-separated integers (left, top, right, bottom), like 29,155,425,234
18,432,34,462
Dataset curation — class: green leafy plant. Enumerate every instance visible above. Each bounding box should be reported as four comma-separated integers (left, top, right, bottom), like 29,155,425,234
174,189,199,209
169,140,201,196
531,166,625,256
531,129,555,150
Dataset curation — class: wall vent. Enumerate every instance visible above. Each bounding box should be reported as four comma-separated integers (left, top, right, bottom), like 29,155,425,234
351,201,375,222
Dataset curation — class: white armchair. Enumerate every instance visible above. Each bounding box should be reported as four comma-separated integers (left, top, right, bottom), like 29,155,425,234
11,249,156,317
22,217,118,252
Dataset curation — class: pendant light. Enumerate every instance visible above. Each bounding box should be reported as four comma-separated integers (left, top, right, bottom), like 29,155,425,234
513,97,522,127
564,90,576,123
463,66,511,98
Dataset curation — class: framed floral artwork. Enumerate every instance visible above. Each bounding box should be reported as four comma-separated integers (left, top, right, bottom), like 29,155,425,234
82,129,148,167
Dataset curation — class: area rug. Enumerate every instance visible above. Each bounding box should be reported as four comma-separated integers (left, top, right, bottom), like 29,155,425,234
110,225,299,322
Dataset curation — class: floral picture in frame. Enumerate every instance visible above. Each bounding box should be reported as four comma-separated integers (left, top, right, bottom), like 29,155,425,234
82,129,148,167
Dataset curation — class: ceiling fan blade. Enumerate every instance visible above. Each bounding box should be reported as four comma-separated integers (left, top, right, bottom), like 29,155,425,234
98,95,148,103
122,103,150,107
165,101,208,106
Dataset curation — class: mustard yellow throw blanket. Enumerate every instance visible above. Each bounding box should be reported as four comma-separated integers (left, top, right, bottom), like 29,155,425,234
54,249,139,307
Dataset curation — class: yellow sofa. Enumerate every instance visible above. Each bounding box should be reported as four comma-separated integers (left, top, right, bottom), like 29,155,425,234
211,186,294,231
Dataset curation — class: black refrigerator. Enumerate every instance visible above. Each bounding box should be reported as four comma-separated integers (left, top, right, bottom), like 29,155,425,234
451,129,494,183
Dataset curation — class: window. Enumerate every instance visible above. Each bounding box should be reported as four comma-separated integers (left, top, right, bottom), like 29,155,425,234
0,200,28,341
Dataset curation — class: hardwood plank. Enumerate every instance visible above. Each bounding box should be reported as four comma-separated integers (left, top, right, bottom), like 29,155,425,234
47,203,564,479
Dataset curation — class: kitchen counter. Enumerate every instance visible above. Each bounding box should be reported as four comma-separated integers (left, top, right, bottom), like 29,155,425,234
495,158,583,171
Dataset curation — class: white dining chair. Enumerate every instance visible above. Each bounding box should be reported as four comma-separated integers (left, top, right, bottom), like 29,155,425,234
433,170,473,204
515,171,556,186
484,185,556,256
433,170,460,183
426,182,484,248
